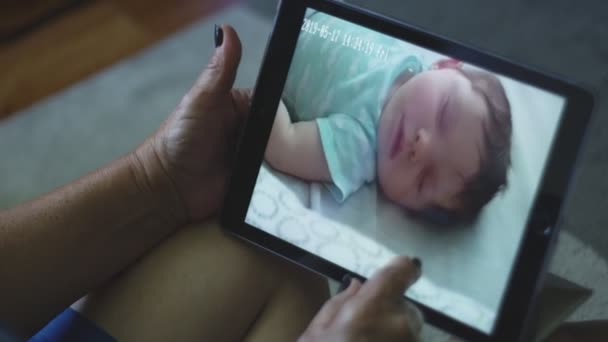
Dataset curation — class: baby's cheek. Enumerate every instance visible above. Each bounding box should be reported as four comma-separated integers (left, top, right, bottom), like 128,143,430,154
378,162,414,201
377,169,399,201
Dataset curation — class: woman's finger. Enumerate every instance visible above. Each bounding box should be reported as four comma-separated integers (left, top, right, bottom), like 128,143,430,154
230,88,252,119
403,299,424,337
384,300,424,342
191,25,242,103
307,277,362,329
358,256,421,302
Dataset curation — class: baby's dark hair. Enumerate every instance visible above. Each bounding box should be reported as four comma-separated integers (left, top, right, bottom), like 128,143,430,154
420,68,512,225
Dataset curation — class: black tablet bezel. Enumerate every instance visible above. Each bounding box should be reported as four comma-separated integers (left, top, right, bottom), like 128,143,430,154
221,1,594,340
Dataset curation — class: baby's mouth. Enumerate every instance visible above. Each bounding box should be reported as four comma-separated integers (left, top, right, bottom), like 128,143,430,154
390,114,405,160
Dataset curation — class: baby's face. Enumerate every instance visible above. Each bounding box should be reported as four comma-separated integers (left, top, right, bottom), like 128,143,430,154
377,68,487,211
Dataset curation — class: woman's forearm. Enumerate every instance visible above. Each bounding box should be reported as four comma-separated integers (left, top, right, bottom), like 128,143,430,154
0,24,249,337
0,143,186,337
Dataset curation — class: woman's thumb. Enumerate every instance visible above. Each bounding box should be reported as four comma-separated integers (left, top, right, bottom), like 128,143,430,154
191,25,242,98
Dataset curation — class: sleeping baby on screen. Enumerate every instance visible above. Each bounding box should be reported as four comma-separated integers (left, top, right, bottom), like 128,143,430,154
264,12,513,224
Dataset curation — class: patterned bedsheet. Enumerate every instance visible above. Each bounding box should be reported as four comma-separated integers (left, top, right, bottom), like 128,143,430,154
246,164,496,332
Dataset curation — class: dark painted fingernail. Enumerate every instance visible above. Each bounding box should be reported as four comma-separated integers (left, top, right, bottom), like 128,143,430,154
214,24,224,47
412,257,422,271
338,274,352,293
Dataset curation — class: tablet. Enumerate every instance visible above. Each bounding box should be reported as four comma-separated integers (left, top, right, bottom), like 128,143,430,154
221,0,594,340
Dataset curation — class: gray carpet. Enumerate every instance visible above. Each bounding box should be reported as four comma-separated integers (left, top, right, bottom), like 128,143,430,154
1,1,606,340
0,7,268,207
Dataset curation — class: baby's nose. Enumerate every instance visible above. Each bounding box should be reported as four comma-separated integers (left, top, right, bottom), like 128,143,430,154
409,128,432,163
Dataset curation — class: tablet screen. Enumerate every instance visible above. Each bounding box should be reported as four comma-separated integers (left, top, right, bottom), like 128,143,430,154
244,8,565,333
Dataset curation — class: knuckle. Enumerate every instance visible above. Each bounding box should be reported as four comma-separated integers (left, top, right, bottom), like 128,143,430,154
403,301,424,335
207,51,222,72
190,56,223,99
394,315,412,335
231,89,251,107
339,300,370,325
383,256,412,277
393,314,421,342
393,311,410,327
374,267,398,286
321,297,341,312
189,84,215,102
339,302,359,322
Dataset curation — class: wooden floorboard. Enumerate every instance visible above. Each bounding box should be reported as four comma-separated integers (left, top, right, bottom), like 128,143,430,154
0,0,229,120
1,0,84,39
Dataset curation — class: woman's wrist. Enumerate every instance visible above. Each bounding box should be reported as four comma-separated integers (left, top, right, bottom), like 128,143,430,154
130,140,189,228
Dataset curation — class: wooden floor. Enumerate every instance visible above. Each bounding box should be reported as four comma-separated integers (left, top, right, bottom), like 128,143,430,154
0,0,232,120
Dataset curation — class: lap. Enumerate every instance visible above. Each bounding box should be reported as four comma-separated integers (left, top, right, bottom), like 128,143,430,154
75,220,329,342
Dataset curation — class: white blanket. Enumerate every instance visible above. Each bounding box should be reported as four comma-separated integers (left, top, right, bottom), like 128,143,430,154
246,164,496,332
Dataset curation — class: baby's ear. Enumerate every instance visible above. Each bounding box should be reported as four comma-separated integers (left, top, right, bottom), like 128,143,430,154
431,58,464,70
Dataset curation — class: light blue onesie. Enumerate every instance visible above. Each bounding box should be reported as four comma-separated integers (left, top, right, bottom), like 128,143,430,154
282,11,424,202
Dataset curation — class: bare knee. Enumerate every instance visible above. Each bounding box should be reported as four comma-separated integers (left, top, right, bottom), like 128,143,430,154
76,220,328,341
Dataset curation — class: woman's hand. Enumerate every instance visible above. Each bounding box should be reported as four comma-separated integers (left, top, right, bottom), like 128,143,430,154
299,256,424,342
1,24,254,336
134,25,251,223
